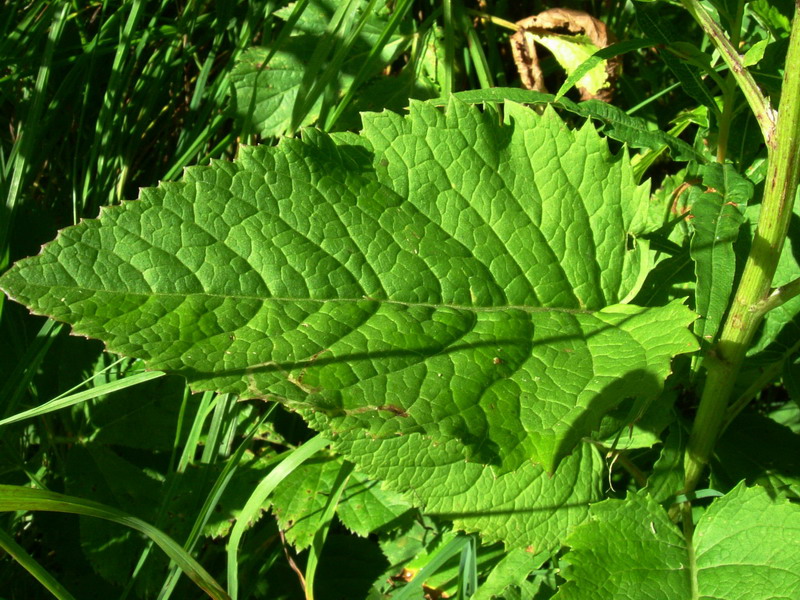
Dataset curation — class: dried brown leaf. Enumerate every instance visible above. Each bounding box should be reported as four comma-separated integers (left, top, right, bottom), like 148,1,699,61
510,8,619,102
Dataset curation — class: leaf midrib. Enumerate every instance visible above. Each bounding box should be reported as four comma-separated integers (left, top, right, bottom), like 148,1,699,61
11,282,599,315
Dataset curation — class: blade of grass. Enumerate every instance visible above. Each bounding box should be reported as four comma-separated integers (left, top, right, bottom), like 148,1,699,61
119,382,203,600
0,319,62,426
1,3,69,271
178,391,219,472
392,535,472,600
304,460,354,600
156,404,277,600
0,484,230,600
287,0,360,135
201,394,237,463
471,7,507,86
0,526,77,600
441,0,455,96
626,80,682,115
226,433,330,600
457,535,477,599
554,39,656,101
461,8,494,90
80,0,147,211
0,370,165,427
324,0,416,131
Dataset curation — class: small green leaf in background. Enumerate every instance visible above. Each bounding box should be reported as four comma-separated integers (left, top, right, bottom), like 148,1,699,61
270,454,416,550
336,470,415,537
689,163,752,344
472,547,550,600
750,0,795,35
230,42,338,138
230,0,408,138
714,412,800,499
646,424,686,503
555,483,800,600
65,445,164,587
742,38,770,67
271,456,342,550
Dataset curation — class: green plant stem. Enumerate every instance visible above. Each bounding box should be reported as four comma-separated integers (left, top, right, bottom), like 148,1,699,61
464,8,517,32
715,0,746,163
684,4,800,493
678,0,776,147
753,276,800,318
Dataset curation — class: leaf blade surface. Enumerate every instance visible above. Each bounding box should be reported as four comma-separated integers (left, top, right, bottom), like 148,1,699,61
555,484,800,600
0,99,697,473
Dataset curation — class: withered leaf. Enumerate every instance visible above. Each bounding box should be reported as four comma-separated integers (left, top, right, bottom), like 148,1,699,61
510,8,619,102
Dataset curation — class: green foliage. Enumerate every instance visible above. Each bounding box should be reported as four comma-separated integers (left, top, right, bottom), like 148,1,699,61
339,435,604,551
689,163,752,344
556,485,800,599
0,100,698,482
1,1,799,599
269,455,414,549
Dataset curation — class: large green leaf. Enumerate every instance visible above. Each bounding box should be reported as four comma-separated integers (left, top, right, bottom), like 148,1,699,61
0,99,697,476
432,89,704,162
338,433,604,552
555,484,800,600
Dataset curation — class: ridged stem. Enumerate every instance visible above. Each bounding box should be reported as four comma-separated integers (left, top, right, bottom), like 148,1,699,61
678,0,776,146
684,2,800,493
